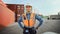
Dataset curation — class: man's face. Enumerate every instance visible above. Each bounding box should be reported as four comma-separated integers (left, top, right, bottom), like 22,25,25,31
26,6,32,12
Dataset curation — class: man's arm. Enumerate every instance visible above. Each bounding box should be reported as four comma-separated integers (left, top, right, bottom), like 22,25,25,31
18,15,24,28
35,14,43,29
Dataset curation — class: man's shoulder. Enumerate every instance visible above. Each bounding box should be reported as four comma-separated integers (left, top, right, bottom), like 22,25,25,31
35,14,42,18
31,12,35,15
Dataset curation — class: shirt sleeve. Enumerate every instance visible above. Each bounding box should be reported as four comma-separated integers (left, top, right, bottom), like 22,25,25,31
18,15,24,28
35,14,43,28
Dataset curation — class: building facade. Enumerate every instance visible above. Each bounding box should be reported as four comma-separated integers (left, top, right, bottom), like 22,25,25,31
6,4,24,22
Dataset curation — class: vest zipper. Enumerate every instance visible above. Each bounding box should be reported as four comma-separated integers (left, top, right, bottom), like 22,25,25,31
28,20,30,27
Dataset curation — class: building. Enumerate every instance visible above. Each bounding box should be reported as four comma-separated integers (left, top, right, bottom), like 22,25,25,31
48,15,60,20
6,4,24,22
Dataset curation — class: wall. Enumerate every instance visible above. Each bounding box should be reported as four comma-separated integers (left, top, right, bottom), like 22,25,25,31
6,4,24,22
0,4,15,30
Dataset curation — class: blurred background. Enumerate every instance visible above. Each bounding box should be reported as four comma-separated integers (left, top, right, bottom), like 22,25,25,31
0,0,60,34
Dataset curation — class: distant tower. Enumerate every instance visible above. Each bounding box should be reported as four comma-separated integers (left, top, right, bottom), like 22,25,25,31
58,11,60,15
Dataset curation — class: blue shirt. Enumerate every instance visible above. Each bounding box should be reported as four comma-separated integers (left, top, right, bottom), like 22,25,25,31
18,13,43,28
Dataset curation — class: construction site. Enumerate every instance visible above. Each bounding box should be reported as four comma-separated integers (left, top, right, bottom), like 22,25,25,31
0,0,60,34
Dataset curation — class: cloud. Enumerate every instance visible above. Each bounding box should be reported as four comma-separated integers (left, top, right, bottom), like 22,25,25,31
2,0,60,16
51,0,60,5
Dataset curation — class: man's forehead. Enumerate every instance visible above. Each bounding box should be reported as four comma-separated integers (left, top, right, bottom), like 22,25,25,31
26,5,32,8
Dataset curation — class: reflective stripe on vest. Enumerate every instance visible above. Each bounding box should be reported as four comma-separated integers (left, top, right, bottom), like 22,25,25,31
22,13,35,27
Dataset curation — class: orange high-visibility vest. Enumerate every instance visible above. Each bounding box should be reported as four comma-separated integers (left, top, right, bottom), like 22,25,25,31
22,13,35,27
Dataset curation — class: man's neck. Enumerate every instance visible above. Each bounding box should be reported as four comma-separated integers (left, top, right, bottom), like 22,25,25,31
26,12,31,14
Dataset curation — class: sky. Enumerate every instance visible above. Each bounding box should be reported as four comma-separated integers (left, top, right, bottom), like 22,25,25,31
2,0,60,16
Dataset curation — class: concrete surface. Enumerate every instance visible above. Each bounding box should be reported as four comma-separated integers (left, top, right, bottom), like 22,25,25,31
0,19,60,34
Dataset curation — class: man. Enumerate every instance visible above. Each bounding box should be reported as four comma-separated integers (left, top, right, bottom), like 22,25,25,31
18,5,43,34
